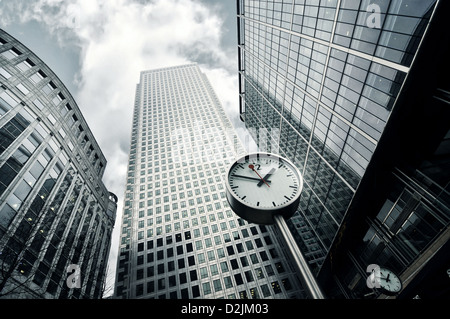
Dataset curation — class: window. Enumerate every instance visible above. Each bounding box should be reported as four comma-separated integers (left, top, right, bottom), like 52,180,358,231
179,272,187,284
158,278,165,290
192,285,200,298
190,269,198,281
147,281,155,293
245,271,254,283
213,279,222,292
234,274,244,286
157,264,164,274
202,282,211,295
265,265,275,276
271,281,282,294
136,284,143,296
224,276,233,289
276,262,285,273
200,267,208,279
261,284,271,297
220,261,229,273
260,251,269,261
210,264,219,276
240,256,249,267
169,275,176,287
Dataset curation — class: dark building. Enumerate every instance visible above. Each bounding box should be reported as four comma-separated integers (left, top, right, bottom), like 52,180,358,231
237,0,449,298
0,29,117,298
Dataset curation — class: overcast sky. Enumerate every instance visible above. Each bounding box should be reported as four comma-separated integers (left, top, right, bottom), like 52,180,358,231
0,0,247,296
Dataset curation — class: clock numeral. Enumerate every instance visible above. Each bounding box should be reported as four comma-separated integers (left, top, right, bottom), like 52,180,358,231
231,186,239,189
272,202,276,207
284,196,291,201
241,196,246,200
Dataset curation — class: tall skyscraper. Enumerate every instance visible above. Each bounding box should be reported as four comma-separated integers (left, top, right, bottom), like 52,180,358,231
113,64,308,299
0,29,117,299
237,0,449,298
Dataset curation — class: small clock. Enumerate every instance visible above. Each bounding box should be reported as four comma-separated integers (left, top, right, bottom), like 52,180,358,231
225,153,303,225
376,267,403,296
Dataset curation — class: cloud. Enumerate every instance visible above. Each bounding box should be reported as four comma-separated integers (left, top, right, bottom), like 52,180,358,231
5,1,241,185
1,0,245,295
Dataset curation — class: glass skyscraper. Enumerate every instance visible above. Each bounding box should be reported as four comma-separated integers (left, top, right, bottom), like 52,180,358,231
237,0,449,298
0,29,117,298
113,64,307,299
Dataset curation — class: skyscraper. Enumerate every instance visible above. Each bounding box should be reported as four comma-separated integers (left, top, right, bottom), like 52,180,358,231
0,29,117,298
113,64,307,299
237,0,449,298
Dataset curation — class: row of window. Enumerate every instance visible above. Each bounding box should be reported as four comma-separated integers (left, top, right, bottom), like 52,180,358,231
135,277,292,299
136,249,282,280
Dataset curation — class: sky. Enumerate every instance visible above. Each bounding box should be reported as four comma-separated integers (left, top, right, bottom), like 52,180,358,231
0,0,249,296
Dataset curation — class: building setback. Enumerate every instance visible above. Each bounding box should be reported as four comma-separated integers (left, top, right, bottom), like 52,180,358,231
113,64,307,299
237,0,449,298
0,29,117,299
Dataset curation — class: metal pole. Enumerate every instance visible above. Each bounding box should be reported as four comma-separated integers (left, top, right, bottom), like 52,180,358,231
273,214,326,299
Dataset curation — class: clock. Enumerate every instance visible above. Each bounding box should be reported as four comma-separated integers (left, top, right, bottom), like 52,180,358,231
376,267,403,296
225,153,303,225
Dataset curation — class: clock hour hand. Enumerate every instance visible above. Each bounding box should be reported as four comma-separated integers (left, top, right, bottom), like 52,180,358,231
257,168,276,187
249,164,270,188
231,174,272,183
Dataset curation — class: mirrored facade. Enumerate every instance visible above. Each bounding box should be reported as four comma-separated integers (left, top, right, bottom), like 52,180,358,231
0,29,117,299
237,0,449,298
113,64,307,299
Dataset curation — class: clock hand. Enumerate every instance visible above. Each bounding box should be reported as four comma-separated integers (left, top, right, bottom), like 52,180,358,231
257,168,276,187
231,174,272,183
249,164,270,188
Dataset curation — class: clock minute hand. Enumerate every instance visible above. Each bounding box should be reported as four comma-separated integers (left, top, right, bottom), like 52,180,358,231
257,168,276,187
231,174,272,183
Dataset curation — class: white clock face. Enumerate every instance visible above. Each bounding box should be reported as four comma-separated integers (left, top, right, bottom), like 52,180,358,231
378,267,402,294
228,154,301,210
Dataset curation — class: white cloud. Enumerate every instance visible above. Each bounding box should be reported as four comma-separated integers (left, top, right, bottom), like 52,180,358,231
2,0,248,296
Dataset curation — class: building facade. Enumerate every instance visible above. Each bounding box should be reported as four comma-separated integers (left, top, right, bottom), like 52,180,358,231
0,29,117,299
237,0,449,298
113,64,307,299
